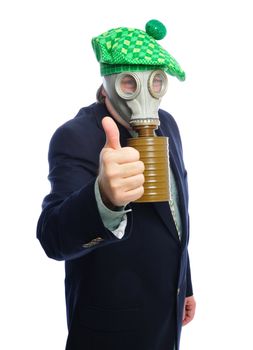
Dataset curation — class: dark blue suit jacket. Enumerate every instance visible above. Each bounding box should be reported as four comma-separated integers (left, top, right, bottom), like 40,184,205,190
37,102,193,350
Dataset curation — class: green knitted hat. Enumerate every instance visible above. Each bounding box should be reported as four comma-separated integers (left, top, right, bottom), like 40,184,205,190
92,19,185,81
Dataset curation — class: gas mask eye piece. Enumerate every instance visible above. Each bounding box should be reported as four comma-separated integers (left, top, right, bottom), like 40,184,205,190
115,73,141,100
148,70,168,99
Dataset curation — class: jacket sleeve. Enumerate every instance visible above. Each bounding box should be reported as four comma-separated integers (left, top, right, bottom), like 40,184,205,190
36,123,132,261
186,211,193,297
186,251,193,297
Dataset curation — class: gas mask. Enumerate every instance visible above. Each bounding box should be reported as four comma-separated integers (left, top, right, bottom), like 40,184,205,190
103,70,171,203
103,70,168,127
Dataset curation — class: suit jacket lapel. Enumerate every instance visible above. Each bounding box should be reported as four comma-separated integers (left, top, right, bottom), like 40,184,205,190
152,126,187,247
152,201,181,245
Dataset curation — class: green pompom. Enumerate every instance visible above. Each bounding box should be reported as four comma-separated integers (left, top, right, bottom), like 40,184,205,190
145,19,167,40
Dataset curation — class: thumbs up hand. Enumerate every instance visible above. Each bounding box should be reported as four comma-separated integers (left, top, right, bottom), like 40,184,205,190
98,117,145,208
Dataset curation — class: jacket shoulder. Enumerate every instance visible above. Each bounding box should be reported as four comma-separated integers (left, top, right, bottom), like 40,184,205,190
51,103,99,139
48,103,105,158
158,109,180,135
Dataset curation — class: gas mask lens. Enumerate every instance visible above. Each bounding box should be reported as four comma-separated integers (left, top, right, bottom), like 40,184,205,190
120,75,137,94
116,73,140,100
148,70,168,98
115,70,168,101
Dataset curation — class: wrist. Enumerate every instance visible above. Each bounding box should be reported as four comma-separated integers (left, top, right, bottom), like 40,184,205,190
97,178,123,211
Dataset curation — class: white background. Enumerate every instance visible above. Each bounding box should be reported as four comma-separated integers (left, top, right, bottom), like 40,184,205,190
1,0,252,349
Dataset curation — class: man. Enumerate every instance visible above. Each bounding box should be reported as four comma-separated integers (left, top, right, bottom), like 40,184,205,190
37,19,195,350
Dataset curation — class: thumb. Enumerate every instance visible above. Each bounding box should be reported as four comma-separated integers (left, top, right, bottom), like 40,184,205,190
102,116,121,150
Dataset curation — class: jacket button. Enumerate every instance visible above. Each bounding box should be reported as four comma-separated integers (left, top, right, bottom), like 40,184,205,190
177,288,180,296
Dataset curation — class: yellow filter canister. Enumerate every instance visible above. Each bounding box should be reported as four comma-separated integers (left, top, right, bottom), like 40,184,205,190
127,135,170,202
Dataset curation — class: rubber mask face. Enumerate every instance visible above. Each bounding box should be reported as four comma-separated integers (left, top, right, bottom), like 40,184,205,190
103,70,168,126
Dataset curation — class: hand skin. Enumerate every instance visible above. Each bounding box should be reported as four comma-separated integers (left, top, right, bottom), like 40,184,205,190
98,116,145,209
182,296,196,326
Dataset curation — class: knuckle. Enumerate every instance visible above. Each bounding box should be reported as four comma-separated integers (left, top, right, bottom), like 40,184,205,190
132,148,140,160
136,163,145,176
124,147,140,160
139,185,144,196
140,174,145,185
139,160,145,172
105,164,120,179
102,151,112,164
134,174,144,187
106,168,116,179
